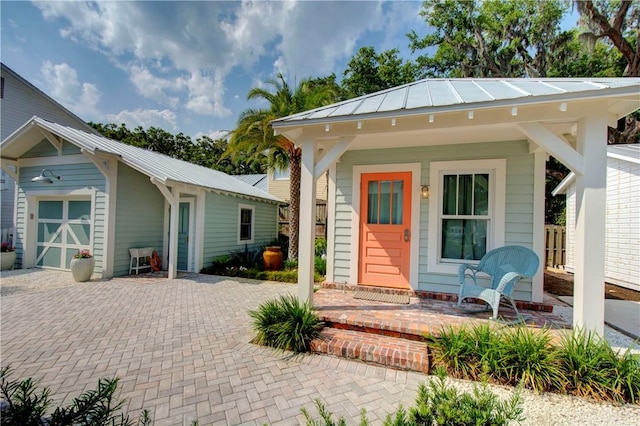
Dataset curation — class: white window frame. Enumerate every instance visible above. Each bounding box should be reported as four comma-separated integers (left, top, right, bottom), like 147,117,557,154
428,159,506,274
237,203,255,244
273,167,290,181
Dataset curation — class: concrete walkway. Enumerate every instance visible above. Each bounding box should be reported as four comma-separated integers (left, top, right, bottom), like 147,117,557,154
558,296,640,340
1,270,639,425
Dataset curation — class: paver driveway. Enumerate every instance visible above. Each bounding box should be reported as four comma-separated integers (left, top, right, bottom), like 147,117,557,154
2,270,639,425
1,271,420,425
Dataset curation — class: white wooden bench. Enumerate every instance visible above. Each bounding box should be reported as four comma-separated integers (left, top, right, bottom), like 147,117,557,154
129,247,154,275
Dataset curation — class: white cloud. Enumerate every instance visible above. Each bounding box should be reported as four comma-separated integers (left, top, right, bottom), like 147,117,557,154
40,61,102,119
106,109,177,130
33,0,416,126
129,65,182,108
194,130,230,141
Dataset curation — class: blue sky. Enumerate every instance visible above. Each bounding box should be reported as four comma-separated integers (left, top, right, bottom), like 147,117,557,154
2,1,431,140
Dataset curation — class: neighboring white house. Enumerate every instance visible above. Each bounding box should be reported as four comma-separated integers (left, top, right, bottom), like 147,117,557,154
1,117,281,279
553,144,640,291
272,77,640,335
0,63,99,232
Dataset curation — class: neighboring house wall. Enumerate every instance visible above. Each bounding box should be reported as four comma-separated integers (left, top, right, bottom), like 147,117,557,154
113,163,165,277
15,141,106,276
564,154,640,291
201,192,277,268
267,169,328,201
1,64,96,230
331,140,536,301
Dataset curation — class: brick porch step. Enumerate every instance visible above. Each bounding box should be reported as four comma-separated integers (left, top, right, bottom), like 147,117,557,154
310,327,430,373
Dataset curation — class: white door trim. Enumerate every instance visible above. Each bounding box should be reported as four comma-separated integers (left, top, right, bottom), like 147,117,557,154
351,163,421,288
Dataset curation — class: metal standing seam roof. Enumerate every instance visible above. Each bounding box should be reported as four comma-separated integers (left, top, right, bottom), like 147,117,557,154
233,174,268,192
272,78,640,126
24,118,282,203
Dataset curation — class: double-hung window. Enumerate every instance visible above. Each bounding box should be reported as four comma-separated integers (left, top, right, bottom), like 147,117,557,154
238,204,255,244
428,159,506,273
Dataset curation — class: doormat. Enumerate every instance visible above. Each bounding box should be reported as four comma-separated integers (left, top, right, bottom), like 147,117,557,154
353,290,410,304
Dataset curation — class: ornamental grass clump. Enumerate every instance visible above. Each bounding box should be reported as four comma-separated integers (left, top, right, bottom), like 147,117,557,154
495,326,564,393
249,294,324,353
426,323,501,380
557,328,640,403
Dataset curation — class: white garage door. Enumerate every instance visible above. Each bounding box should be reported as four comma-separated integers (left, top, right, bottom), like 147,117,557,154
36,199,92,270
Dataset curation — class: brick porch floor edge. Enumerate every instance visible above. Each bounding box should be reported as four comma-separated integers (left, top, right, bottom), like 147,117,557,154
309,287,569,375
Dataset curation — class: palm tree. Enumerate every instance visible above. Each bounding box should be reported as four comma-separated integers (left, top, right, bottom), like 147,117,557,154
228,73,337,260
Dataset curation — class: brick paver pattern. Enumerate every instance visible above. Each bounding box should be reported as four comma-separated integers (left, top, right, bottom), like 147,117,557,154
1,271,422,425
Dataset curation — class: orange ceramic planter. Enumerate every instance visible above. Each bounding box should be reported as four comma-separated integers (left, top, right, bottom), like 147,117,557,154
263,246,283,271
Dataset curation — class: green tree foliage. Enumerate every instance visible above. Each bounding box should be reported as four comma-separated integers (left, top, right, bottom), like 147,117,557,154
341,46,419,98
89,122,265,175
228,73,337,260
547,29,626,77
408,0,571,77
575,0,639,77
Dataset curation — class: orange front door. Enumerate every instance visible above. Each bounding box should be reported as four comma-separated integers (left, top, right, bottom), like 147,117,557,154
359,172,412,289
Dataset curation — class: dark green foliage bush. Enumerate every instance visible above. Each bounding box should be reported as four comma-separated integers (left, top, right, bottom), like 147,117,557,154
0,366,150,426
301,368,523,426
315,256,326,276
558,328,640,403
249,294,324,353
428,324,640,403
315,238,327,256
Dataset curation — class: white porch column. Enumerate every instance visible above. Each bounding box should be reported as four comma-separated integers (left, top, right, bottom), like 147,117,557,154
573,115,608,335
167,197,179,280
298,139,317,303
152,179,179,280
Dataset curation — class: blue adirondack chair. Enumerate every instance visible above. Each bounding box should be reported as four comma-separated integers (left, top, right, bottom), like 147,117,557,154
457,245,540,322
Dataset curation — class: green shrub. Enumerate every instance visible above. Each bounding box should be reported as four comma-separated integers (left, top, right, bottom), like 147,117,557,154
0,366,151,426
301,368,523,426
255,270,299,283
284,259,298,270
315,238,327,257
496,326,563,392
429,324,640,403
315,256,326,276
229,244,263,269
249,294,324,353
558,328,640,402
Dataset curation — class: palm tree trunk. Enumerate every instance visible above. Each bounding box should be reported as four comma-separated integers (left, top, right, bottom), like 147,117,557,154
288,149,302,261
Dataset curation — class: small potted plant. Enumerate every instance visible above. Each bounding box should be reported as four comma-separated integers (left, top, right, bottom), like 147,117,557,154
0,242,16,271
70,249,95,282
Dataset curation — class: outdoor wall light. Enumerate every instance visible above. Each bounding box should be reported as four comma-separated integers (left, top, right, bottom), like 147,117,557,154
421,185,430,199
32,169,61,184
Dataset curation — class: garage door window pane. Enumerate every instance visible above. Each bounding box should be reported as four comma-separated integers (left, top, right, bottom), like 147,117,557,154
65,248,78,269
39,201,63,219
38,223,62,243
69,201,91,220
38,247,62,267
68,224,91,245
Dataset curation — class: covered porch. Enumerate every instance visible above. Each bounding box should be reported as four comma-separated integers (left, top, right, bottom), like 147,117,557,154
272,78,640,336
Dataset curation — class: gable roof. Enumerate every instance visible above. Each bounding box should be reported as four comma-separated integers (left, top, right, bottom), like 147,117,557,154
233,174,268,192
1,117,281,203
552,144,640,196
272,78,640,127
0,62,100,138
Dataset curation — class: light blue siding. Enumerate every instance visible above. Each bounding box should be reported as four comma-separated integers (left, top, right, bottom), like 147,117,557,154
201,192,277,268
22,140,81,158
332,140,535,300
113,163,165,276
15,157,106,275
